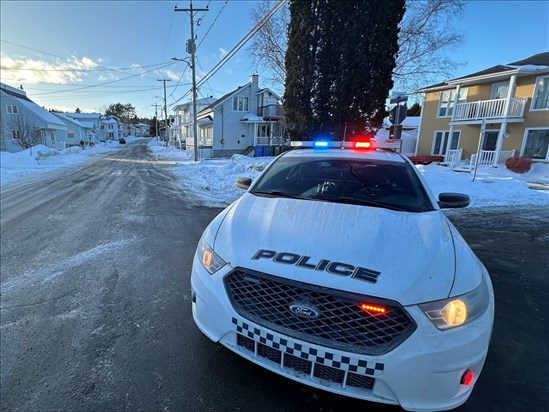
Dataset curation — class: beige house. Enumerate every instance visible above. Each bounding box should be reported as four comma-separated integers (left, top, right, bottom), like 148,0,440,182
416,52,549,167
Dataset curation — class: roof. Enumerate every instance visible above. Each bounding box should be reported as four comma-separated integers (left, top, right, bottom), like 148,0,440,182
52,112,88,128
62,112,102,119
418,51,549,92
10,95,66,128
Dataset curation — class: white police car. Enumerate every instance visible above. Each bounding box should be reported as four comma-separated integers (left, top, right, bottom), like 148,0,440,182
191,140,494,412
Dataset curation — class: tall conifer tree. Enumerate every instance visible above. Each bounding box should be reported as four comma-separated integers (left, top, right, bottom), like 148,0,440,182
284,0,405,140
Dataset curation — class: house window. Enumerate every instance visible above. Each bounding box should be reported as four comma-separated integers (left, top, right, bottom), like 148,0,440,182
108,124,113,129
531,76,549,111
68,131,75,139
6,105,18,114
438,88,468,117
432,131,460,155
490,82,509,99
232,96,249,112
11,130,20,140
522,128,549,160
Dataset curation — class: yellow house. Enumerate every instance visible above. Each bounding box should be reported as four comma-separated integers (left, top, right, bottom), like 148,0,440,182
416,52,549,167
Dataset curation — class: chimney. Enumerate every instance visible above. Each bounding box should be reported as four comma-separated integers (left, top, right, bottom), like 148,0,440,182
250,74,259,87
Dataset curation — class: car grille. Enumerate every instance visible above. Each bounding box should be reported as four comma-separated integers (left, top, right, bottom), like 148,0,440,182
225,269,416,355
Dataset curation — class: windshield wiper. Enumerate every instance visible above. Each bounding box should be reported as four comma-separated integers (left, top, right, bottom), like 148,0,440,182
252,190,304,199
314,196,407,212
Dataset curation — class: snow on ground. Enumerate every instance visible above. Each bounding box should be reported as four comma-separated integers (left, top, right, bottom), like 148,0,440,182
2,137,547,210
0,136,142,186
149,139,549,209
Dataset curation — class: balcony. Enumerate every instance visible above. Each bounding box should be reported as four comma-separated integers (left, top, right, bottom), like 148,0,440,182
258,104,284,119
452,97,526,123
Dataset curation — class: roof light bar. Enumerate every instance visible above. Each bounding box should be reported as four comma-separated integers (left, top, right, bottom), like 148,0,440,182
291,140,375,150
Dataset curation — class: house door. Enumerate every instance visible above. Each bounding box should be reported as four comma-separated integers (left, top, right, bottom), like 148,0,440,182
482,131,499,151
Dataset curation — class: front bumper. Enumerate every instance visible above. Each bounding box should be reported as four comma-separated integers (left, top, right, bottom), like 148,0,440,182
191,256,494,412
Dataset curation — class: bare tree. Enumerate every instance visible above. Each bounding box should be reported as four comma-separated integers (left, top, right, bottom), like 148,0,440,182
248,0,466,93
395,0,467,92
4,109,41,152
248,0,289,92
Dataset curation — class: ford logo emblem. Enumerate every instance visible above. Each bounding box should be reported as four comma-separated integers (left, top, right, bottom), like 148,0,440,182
289,302,320,319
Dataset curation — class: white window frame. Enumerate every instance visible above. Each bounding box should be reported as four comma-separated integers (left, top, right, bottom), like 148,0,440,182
437,88,468,118
530,75,549,111
431,130,461,155
520,127,549,161
232,96,249,112
6,105,18,114
490,81,509,100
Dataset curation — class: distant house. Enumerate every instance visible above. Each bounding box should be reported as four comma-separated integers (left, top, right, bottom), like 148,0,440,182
416,51,549,167
0,83,67,152
102,115,123,140
52,112,94,146
176,75,285,158
135,122,150,137
173,97,216,148
62,112,104,142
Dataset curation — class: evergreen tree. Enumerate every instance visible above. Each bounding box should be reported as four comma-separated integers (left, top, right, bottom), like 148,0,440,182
407,102,421,116
284,0,405,140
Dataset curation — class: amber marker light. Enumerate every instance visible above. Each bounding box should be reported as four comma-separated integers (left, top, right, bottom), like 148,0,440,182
202,249,213,268
359,303,387,315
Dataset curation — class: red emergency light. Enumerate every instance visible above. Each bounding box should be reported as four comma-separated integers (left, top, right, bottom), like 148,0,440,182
359,303,387,315
354,141,374,150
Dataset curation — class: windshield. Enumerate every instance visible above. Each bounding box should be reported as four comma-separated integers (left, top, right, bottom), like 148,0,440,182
251,156,435,213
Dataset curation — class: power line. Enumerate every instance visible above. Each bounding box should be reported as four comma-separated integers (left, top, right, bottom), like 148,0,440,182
0,61,174,73
196,0,228,50
171,0,285,106
29,62,177,96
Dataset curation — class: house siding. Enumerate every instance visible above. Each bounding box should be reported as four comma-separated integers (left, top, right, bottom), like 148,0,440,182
418,74,549,161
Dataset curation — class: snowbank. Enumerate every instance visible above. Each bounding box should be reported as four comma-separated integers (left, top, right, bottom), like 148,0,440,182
148,140,548,209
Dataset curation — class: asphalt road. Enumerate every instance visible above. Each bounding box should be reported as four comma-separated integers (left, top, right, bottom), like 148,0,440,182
1,140,547,412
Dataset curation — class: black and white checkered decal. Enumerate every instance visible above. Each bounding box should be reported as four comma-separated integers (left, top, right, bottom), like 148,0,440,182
232,317,385,376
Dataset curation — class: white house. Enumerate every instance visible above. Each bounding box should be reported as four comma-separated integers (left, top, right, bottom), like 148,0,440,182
101,115,123,140
62,112,104,142
1,83,67,152
177,75,285,158
173,97,216,149
52,112,94,147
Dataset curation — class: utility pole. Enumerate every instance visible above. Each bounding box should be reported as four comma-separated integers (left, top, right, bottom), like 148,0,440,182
175,0,208,162
152,103,160,139
157,78,171,146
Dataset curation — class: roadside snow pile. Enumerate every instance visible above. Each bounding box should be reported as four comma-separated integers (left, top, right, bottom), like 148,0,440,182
417,162,549,207
172,154,272,207
148,139,548,208
0,142,118,186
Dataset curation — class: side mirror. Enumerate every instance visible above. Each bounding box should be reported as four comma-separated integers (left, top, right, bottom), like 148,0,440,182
438,192,470,209
235,177,252,190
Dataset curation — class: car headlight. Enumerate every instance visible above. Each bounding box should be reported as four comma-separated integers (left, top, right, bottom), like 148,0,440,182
197,234,226,275
419,275,490,330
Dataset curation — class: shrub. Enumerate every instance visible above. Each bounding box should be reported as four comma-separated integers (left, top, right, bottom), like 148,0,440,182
505,156,532,173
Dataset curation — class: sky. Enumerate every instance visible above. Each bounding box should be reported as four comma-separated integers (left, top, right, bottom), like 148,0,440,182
1,137,548,208
1,0,548,119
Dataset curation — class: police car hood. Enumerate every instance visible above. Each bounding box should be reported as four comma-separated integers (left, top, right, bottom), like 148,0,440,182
214,193,456,305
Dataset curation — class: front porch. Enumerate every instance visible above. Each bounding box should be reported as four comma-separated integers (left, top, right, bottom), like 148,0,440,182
444,148,516,169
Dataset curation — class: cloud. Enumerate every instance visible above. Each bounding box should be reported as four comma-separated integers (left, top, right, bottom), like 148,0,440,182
0,55,99,84
219,48,228,60
166,70,180,81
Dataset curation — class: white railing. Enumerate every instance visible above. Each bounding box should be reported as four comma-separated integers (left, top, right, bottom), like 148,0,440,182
256,136,285,146
453,98,526,121
498,149,516,164
185,136,213,147
469,149,516,168
444,149,462,167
